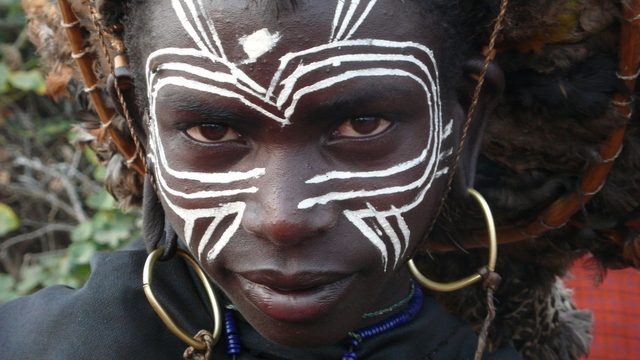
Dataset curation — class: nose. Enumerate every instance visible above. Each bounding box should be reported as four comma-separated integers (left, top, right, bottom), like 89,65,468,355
241,156,337,247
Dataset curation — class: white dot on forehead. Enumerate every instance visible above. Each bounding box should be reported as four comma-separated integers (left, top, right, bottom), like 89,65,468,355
239,28,281,64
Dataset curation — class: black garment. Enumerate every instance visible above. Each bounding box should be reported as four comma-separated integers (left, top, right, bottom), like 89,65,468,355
0,243,521,359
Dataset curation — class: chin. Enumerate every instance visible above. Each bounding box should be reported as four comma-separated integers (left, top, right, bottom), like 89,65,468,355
256,321,351,348
232,295,365,348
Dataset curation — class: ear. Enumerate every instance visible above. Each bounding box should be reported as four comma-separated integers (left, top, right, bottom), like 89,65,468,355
107,67,148,148
450,57,504,198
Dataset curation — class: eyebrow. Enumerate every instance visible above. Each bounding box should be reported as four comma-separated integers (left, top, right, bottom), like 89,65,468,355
155,77,423,123
156,91,248,121
305,81,420,117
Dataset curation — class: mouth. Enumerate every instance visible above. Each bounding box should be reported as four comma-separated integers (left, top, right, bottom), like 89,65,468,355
236,270,355,323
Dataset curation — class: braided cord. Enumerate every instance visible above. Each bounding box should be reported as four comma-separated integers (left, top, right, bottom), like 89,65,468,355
418,0,509,251
455,0,507,171
448,0,509,193
87,0,146,173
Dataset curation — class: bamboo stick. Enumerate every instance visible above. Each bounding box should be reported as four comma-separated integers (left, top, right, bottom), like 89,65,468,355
56,0,145,175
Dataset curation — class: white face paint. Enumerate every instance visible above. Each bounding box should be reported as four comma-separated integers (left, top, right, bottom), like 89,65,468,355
240,28,282,64
146,0,453,270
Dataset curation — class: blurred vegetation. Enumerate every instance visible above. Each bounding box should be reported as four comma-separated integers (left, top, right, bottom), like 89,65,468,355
0,0,140,303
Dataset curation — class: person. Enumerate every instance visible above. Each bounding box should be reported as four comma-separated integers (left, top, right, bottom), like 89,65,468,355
2,0,638,359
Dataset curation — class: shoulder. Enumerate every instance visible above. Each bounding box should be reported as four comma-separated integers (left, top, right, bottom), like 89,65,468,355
0,245,209,359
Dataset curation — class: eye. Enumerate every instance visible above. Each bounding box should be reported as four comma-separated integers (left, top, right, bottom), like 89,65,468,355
332,116,392,138
184,123,241,143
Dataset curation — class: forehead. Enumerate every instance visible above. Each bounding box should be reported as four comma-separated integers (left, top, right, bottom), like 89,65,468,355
143,0,443,70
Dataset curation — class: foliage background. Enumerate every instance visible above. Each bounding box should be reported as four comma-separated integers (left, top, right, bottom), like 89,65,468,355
0,0,140,304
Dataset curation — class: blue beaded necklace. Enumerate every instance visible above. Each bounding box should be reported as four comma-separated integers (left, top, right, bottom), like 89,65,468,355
223,282,424,360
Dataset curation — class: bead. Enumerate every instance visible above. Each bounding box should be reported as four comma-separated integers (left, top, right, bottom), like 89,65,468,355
342,352,358,360
224,309,243,356
343,281,424,359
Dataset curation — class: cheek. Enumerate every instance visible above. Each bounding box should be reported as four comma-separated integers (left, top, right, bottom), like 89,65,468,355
400,175,451,246
160,193,249,265
309,140,453,272
341,173,451,270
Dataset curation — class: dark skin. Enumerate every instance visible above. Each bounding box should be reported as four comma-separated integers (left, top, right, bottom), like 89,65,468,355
117,0,504,349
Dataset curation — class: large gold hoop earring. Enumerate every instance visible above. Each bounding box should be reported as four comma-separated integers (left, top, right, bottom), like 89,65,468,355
143,248,222,351
408,188,498,292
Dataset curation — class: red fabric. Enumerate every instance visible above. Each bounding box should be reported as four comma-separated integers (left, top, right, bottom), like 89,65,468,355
564,259,640,360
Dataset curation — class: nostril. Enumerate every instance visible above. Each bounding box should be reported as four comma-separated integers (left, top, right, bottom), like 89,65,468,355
263,220,319,245
242,203,337,247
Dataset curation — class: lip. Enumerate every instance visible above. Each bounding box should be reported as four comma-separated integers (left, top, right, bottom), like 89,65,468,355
236,270,354,322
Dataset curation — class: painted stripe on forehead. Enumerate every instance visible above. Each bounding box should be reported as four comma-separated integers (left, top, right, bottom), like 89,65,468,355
330,0,346,41
146,48,268,97
172,0,229,61
277,53,438,109
195,0,227,59
284,68,432,121
151,76,288,124
342,0,378,41
333,0,361,42
266,40,439,99
172,0,217,57
155,62,270,102
157,62,236,83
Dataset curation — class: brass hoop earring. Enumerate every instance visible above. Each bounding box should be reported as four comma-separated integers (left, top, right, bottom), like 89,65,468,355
143,248,222,350
409,188,498,292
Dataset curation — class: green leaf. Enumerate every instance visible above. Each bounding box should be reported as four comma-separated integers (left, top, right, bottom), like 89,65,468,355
0,0,22,10
0,274,17,304
0,203,20,236
0,63,9,94
36,256,65,287
0,275,15,291
91,211,113,229
9,70,46,94
94,227,131,247
68,264,91,283
71,221,93,243
16,265,45,295
83,147,100,167
68,242,97,265
86,190,116,210
92,164,107,182
36,121,71,140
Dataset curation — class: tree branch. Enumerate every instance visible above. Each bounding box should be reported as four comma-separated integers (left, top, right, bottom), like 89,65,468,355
14,156,88,222
0,224,75,253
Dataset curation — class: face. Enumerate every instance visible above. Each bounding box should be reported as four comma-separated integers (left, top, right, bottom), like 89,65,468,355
141,0,463,347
